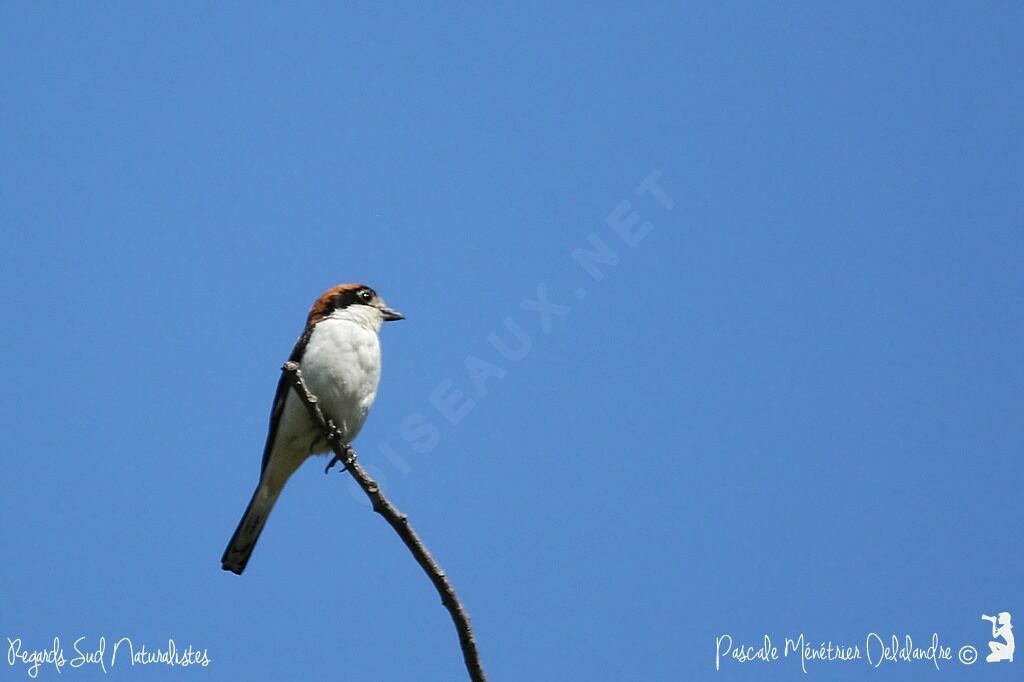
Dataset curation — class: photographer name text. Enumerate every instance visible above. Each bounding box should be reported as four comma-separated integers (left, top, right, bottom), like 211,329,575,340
715,633,973,673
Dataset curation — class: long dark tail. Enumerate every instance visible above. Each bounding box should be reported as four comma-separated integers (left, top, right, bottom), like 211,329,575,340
221,480,282,575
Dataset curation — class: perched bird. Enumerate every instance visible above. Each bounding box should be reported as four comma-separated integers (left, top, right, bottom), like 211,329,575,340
221,283,404,575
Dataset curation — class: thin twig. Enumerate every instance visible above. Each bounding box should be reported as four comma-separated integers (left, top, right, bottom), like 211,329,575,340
282,361,488,682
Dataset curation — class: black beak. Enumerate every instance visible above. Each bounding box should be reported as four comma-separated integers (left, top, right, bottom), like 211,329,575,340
380,305,404,321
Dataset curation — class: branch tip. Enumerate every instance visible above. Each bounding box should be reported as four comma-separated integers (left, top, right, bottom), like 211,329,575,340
279,362,487,682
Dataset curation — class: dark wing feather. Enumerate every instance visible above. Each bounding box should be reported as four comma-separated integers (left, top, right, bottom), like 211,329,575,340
258,325,314,477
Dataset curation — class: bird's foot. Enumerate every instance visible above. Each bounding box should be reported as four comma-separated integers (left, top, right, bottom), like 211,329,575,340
321,419,355,474
324,454,347,474
324,444,357,474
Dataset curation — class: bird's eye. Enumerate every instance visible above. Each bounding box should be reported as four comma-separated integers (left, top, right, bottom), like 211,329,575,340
359,289,373,302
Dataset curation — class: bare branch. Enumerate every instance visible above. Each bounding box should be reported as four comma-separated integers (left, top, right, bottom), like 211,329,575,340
282,361,488,682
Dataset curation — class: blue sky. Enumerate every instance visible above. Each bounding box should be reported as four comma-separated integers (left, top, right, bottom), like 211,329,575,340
1,3,1022,681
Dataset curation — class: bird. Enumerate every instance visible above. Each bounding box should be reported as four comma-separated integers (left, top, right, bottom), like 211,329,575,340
221,283,404,575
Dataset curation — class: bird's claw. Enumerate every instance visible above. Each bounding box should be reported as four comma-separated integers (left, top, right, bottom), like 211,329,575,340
324,454,347,474
324,446,356,474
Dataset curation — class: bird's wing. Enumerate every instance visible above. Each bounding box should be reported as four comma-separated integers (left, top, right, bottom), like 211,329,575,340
259,325,314,476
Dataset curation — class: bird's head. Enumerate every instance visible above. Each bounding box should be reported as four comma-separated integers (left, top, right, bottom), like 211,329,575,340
308,283,404,329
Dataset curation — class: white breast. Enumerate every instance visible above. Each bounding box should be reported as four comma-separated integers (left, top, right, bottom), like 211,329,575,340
299,315,382,444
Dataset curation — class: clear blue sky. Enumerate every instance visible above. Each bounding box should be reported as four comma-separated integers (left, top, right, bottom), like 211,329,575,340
2,3,1022,681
